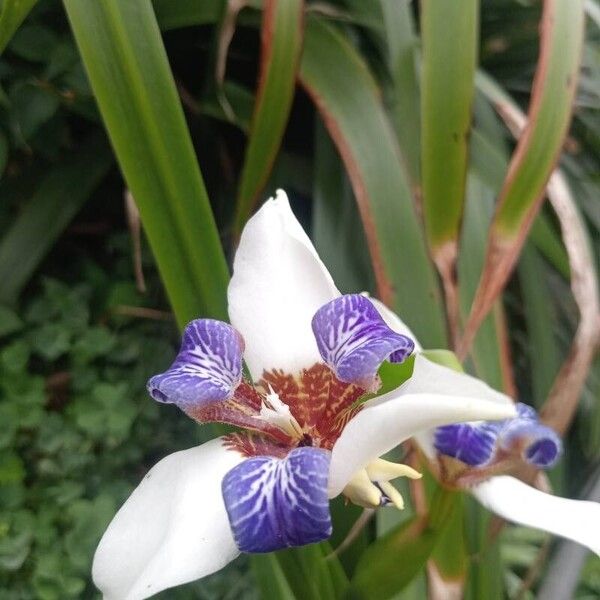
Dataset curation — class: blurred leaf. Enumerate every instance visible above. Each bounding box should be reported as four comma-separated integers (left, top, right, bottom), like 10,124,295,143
0,0,38,55
250,553,296,600
152,0,225,31
63,0,230,326
299,15,446,347
0,305,22,337
233,0,304,234
0,134,112,304
9,81,60,142
9,23,57,61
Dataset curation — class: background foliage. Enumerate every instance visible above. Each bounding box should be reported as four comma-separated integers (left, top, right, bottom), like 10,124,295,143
0,0,598,598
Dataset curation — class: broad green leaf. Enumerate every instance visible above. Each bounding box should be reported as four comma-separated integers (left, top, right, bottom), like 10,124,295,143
0,134,112,304
233,0,304,234
63,0,230,326
299,15,446,348
461,0,585,355
421,0,478,254
152,0,225,30
0,0,38,55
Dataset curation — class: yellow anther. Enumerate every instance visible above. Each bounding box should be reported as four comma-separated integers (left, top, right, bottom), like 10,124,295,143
378,481,405,510
342,469,382,509
366,458,422,483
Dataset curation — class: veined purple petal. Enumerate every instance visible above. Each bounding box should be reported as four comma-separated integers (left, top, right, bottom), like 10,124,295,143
311,295,414,386
434,422,501,466
222,447,332,553
434,402,562,470
499,405,562,468
147,319,243,408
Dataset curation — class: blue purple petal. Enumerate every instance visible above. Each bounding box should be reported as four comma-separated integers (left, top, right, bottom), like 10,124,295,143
499,405,562,468
434,422,500,466
311,295,414,386
147,319,243,408
434,402,562,469
222,447,332,553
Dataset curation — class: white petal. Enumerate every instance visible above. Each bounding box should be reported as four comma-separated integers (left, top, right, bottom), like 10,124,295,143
228,190,338,379
92,438,245,600
405,355,514,459
366,295,422,351
472,475,600,556
328,390,516,497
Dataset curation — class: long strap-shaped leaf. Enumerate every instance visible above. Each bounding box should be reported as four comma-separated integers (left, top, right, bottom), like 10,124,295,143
458,0,585,359
0,0,38,54
233,0,304,235
63,0,230,326
420,0,479,346
299,15,446,347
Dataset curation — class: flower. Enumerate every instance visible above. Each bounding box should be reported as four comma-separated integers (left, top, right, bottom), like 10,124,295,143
374,299,600,557
92,191,515,600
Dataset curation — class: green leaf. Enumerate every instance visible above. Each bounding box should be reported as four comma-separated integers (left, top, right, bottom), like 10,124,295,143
250,554,297,600
421,0,478,253
492,0,585,237
461,1,585,352
0,134,112,305
299,15,446,347
152,0,225,31
233,0,304,234
0,304,23,337
380,0,421,186
63,0,230,326
0,0,38,55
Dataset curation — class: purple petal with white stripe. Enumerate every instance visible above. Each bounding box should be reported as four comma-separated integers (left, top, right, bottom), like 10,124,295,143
222,447,332,553
499,404,562,468
434,422,501,466
147,319,243,408
311,295,414,386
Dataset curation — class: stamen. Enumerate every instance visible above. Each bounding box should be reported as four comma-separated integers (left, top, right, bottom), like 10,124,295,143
255,385,304,439
366,459,422,482
342,470,382,508
377,481,405,510
342,460,421,510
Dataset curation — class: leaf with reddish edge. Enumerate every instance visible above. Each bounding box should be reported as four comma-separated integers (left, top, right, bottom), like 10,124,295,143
299,15,446,348
232,0,304,235
475,72,600,437
0,0,38,55
458,0,585,360
420,0,479,348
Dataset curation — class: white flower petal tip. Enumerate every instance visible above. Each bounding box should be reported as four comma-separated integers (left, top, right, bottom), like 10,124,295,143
473,475,600,556
328,392,516,498
227,190,338,380
92,439,244,600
